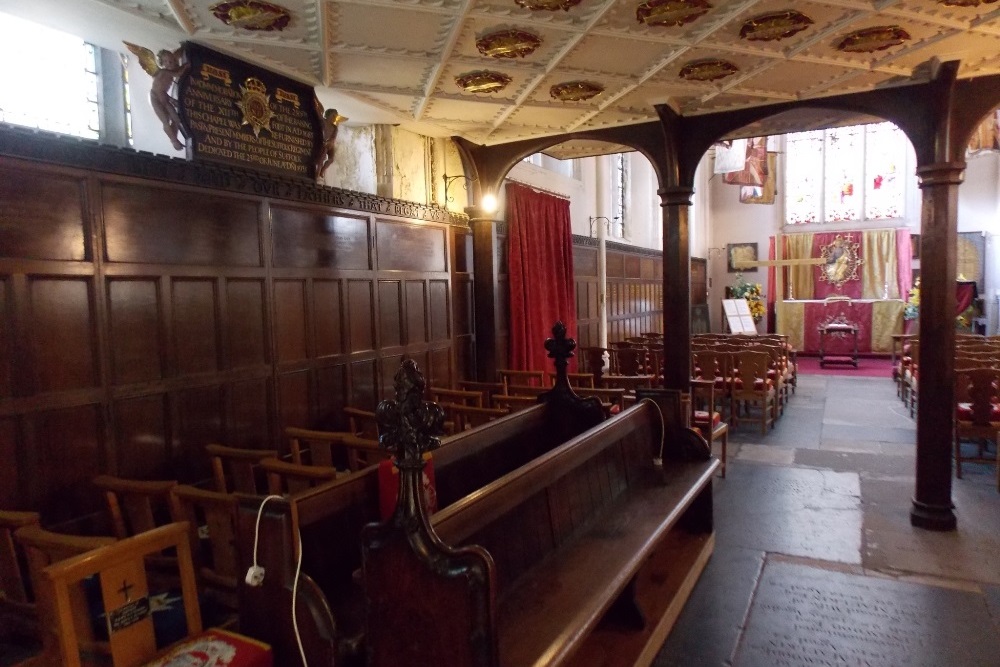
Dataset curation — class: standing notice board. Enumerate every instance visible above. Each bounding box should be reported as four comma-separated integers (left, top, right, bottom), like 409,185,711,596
723,299,758,335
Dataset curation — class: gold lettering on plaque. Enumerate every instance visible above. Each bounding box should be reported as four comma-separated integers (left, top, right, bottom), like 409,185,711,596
200,64,232,86
275,88,300,109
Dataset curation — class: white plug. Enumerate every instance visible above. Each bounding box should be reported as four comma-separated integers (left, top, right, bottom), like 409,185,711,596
245,565,265,587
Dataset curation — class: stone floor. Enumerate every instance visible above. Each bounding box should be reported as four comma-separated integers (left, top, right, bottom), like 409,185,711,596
656,373,1000,667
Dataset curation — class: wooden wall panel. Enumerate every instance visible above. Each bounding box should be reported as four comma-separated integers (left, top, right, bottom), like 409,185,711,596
171,385,224,480
226,280,268,368
0,280,12,399
376,221,446,272
227,379,271,450
172,279,219,375
349,360,378,411
274,280,308,363
378,281,402,349
271,209,371,270
315,364,348,428
313,280,344,357
405,281,427,345
0,169,87,261
0,418,18,509
380,354,405,401
30,278,98,392
108,279,162,385
103,184,261,266
429,280,449,342
430,347,451,387
279,371,311,431
348,280,375,353
31,405,103,522
114,395,168,479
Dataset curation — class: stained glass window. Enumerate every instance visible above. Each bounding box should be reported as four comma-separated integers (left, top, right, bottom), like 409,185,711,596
784,122,907,225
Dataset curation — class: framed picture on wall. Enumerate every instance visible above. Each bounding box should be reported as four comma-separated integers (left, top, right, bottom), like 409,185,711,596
727,242,758,273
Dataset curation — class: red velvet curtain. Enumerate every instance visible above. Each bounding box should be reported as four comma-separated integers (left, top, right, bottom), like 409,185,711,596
506,182,576,372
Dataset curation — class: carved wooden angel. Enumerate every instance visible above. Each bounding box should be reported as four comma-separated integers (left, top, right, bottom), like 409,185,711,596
314,99,347,181
124,42,190,150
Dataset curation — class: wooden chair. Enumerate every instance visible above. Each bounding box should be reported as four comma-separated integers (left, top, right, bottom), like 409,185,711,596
611,347,646,376
599,374,655,393
168,485,240,611
691,349,732,421
953,367,1000,479
260,458,341,495
1,510,41,641
690,379,729,477
285,426,385,472
497,369,544,388
549,372,595,389
36,522,271,667
731,350,776,435
577,347,609,382
91,476,178,540
491,394,539,413
428,387,483,408
456,380,507,406
440,403,509,432
14,524,116,663
344,406,380,439
903,340,920,417
205,444,278,495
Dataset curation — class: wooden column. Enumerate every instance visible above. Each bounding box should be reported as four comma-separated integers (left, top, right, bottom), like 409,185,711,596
468,206,501,382
911,162,964,531
660,186,693,390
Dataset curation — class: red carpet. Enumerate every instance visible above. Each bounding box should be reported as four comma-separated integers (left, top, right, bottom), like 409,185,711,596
795,355,894,378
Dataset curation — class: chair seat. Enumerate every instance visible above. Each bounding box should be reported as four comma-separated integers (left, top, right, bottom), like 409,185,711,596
693,410,721,427
732,378,773,390
956,403,1000,422
145,628,272,666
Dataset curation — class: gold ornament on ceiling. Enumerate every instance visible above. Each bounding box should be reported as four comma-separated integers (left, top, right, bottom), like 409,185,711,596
836,26,911,53
819,234,862,288
476,30,542,59
236,77,275,137
514,0,582,10
739,10,814,42
210,1,291,31
456,71,513,94
550,81,604,102
679,59,738,82
636,0,712,27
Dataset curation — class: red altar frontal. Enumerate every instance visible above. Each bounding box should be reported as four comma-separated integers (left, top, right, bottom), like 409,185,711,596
777,299,905,355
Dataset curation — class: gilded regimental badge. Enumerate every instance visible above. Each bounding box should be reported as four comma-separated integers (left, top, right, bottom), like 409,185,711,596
236,77,274,137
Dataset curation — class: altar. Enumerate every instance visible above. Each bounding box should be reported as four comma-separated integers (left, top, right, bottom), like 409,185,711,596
777,299,905,355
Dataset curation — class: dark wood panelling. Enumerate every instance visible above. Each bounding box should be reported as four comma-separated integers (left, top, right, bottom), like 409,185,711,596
171,385,224,479
349,360,378,411
103,184,261,266
607,252,624,278
279,371,311,430
315,364,348,428
30,278,98,392
31,405,103,522
376,221,446,272
114,395,167,478
573,246,598,277
429,281,449,342
455,231,473,273
227,280,267,368
0,280,12,399
348,280,375,353
430,347,451,387
0,168,87,261
274,280,308,363
0,418,18,508
453,277,473,337
313,280,344,357
108,279,162,385
227,379,271,450
406,281,427,345
378,281,402,348
271,208,371,269
379,354,404,401
624,255,641,279
172,279,219,375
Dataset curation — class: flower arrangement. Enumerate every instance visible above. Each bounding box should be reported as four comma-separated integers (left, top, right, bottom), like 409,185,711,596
731,273,765,323
903,278,920,320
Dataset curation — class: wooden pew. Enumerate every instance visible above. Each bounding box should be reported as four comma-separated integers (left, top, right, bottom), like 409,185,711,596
363,384,718,667
235,323,606,666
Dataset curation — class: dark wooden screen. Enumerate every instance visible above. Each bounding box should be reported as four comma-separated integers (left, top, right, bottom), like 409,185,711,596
573,240,600,349
606,243,663,342
0,156,463,521
691,257,709,334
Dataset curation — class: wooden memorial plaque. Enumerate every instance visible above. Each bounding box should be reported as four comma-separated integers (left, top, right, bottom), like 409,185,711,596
179,43,320,179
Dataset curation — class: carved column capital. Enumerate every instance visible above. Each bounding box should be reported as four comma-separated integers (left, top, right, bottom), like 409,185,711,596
916,162,966,188
657,186,694,207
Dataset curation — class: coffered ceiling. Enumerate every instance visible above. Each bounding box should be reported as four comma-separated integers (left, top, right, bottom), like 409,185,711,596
6,0,1000,154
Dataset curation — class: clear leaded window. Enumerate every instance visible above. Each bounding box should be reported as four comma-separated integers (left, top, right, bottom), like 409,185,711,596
612,153,628,239
785,122,907,225
0,12,100,139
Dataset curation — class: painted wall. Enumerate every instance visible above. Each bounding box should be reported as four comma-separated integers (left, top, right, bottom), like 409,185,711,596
323,125,377,194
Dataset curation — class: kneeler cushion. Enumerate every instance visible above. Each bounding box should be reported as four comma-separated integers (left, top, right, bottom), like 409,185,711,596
144,628,272,667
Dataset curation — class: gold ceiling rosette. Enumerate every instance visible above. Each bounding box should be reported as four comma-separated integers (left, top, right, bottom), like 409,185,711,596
476,30,542,59
679,59,738,82
636,0,712,27
210,0,291,31
550,81,604,102
836,26,911,53
514,0,582,10
740,10,814,42
819,235,862,288
456,70,513,94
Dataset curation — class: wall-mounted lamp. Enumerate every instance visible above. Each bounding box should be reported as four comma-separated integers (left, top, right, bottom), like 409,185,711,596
588,215,620,238
443,173,497,213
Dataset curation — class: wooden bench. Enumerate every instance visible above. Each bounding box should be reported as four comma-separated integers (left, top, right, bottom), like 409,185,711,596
235,323,606,666
363,383,718,667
